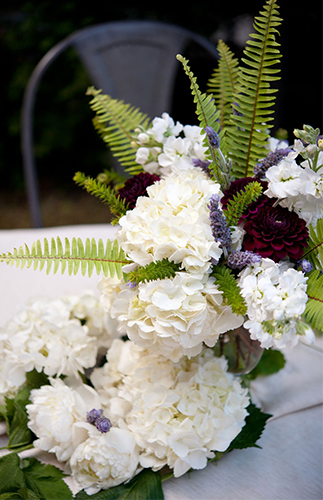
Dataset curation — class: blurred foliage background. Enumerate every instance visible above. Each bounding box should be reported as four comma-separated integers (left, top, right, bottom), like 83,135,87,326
0,1,321,226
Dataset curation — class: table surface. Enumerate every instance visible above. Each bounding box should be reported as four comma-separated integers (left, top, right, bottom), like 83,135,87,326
1,224,322,500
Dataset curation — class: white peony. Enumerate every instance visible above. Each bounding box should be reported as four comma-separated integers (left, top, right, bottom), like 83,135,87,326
69,425,140,495
117,167,223,275
238,258,315,348
91,339,249,478
109,272,243,362
26,377,102,461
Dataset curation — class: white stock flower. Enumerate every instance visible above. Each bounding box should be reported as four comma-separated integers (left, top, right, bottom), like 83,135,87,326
69,425,140,495
238,258,314,348
265,158,304,199
91,339,249,478
117,168,222,275
110,272,243,362
26,377,102,462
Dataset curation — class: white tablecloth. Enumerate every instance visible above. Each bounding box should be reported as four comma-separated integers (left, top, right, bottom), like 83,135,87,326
1,224,322,500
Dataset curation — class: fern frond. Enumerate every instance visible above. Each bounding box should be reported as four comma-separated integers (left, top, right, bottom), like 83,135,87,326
126,259,181,286
302,218,323,271
211,264,247,316
0,237,130,279
224,181,263,226
207,40,239,155
303,270,323,332
226,0,282,178
86,87,151,173
176,54,224,185
73,171,129,225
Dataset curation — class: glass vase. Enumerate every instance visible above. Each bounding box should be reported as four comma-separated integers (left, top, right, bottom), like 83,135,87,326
213,325,264,375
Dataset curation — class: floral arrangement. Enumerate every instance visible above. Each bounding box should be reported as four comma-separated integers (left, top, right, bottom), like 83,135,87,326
0,1,322,498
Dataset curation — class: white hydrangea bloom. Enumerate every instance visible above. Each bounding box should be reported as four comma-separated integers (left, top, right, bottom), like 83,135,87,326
91,339,249,478
69,424,140,495
26,377,102,462
0,292,121,403
109,272,243,362
117,167,222,275
238,258,315,348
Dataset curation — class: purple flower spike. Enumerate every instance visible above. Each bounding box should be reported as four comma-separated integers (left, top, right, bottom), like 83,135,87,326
227,250,261,270
205,126,220,149
208,194,231,250
95,416,112,433
86,408,103,424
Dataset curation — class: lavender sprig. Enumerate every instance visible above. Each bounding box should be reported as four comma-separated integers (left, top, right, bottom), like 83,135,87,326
208,194,231,255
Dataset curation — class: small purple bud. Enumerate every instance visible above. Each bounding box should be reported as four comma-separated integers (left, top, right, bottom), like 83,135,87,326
227,251,261,270
301,259,313,273
192,158,213,178
95,416,112,433
205,126,220,149
86,408,103,424
126,280,137,289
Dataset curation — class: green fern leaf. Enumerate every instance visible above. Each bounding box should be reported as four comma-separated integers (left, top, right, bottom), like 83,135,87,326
211,264,247,316
226,0,282,178
86,87,151,173
302,218,323,271
224,181,263,226
73,171,129,225
176,54,226,185
0,237,130,279
126,259,181,286
207,40,239,156
303,270,323,332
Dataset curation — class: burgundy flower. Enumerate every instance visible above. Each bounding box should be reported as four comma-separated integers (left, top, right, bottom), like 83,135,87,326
221,177,273,221
117,172,160,210
242,205,309,262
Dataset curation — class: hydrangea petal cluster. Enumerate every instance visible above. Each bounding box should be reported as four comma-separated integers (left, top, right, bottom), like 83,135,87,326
91,339,249,478
0,293,120,404
108,272,243,362
238,258,315,348
117,167,223,274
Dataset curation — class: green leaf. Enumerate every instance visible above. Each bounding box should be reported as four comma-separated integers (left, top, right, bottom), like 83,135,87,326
4,386,33,450
228,403,272,450
75,469,164,500
25,369,50,391
246,348,286,380
207,39,240,156
303,269,323,332
0,454,25,495
211,264,247,316
73,171,129,225
21,458,73,500
126,259,181,286
226,0,283,178
86,87,151,174
0,237,130,279
223,180,263,226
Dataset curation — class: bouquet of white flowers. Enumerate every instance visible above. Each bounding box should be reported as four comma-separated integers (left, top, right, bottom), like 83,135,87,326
0,0,322,498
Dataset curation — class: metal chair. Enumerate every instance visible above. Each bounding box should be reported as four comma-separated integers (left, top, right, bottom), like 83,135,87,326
21,20,219,227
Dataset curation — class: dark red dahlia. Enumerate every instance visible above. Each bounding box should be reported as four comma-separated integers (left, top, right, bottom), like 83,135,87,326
221,177,273,220
242,205,309,262
117,172,160,210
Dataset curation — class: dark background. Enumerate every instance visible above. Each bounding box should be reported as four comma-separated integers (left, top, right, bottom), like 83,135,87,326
0,1,322,227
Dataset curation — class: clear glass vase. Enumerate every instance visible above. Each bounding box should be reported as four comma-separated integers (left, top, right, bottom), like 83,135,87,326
213,325,264,375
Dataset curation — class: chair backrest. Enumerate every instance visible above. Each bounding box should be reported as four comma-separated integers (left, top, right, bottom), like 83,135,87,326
21,20,219,227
